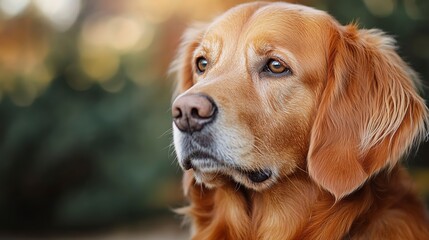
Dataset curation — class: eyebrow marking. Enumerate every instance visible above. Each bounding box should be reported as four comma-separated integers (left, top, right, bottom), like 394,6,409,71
197,35,224,64
247,39,299,75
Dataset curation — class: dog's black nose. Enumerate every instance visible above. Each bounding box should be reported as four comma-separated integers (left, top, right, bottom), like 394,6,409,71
172,94,217,133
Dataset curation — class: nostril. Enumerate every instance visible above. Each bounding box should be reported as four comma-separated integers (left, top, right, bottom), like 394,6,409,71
173,107,183,119
191,106,215,120
191,108,199,118
194,101,215,119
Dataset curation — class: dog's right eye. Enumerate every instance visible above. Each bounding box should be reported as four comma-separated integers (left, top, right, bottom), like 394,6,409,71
263,59,292,77
196,57,208,73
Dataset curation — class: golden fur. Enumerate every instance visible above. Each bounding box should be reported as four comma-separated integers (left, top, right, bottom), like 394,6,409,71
171,2,429,239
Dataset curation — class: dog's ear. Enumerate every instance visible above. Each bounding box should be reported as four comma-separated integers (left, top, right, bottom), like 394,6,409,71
308,24,428,200
169,24,205,98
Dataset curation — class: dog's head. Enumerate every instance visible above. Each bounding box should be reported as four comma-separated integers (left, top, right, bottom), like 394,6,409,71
171,2,428,199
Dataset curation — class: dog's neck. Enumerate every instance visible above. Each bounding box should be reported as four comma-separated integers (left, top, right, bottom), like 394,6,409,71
183,170,321,239
245,171,320,239
182,166,428,239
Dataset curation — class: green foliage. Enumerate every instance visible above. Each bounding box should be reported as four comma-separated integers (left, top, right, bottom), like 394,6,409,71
0,74,179,230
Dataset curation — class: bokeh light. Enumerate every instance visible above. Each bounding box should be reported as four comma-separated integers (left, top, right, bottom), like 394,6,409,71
80,14,154,53
134,0,179,23
0,0,30,17
363,0,395,17
403,0,422,20
79,47,120,83
34,0,81,31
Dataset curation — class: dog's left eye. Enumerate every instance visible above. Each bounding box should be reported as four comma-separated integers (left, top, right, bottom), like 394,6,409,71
196,57,208,73
263,59,291,76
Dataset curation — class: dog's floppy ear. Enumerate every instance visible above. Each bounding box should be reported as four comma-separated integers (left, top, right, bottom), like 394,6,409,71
170,24,205,98
308,24,428,200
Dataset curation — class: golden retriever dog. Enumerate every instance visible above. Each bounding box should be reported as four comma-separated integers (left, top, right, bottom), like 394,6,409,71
171,2,429,239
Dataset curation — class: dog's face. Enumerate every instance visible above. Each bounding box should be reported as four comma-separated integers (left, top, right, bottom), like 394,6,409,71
172,2,427,197
173,3,327,190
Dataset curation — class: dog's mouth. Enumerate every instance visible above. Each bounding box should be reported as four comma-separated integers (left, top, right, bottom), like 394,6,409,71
183,151,272,183
245,169,272,183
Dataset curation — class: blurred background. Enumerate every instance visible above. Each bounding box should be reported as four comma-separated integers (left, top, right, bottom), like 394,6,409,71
0,0,428,239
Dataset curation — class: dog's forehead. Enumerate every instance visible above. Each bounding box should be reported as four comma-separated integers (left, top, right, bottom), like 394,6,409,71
203,2,330,50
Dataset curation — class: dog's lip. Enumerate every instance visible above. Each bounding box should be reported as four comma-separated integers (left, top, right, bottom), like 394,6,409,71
246,169,272,183
182,151,220,170
182,151,272,183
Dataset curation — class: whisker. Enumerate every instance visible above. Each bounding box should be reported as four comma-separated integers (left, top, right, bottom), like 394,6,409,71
159,128,173,139
283,174,301,194
234,181,241,192
295,165,308,174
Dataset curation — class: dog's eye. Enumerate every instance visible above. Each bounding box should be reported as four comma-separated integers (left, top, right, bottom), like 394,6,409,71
264,59,291,76
196,57,208,73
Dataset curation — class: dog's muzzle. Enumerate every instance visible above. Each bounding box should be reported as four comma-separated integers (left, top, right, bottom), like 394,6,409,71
172,93,217,133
